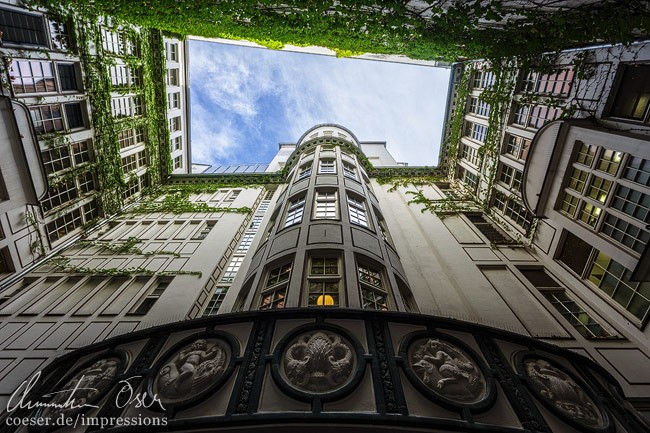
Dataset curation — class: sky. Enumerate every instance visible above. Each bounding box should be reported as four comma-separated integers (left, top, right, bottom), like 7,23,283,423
189,40,451,167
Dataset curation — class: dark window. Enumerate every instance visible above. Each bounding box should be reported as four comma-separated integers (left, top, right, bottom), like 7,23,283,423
557,231,592,276
465,213,509,243
64,103,83,129
520,269,562,289
0,8,47,46
610,65,650,121
58,64,77,91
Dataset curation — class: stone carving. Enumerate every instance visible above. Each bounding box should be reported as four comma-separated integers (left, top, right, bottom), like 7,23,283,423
155,338,228,402
525,359,604,427
282,331,355,393
409,338,485,403
42,357,121,419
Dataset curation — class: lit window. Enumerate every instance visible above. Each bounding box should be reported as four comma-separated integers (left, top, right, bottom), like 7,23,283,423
347,196,368,227
560,192,580,216
308,257,340,307
544,292,612,338
284,196,305,227
567,168,588,193
579,202,602,227
259,263,291,310
587,176,612,203
587,251,650,321
314,191,337,219
319,160,336,174
597,149,624,175
575,141,597,166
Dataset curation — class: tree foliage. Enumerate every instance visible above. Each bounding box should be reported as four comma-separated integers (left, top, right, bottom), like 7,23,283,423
30,0,650,61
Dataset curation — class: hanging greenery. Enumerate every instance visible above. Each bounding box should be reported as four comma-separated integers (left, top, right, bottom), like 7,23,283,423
76,236,181,257
50,254,202,277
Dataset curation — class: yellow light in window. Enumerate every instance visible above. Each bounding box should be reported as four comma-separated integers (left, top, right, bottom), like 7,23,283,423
594,206,601,216
613,152,622,163
317,295,334,306
598,193,607,203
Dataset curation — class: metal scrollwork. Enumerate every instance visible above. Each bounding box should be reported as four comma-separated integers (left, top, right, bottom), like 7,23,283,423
525,359,604,428
281,331,355,393
42,357,121,419
154,338,229,403
409,338,486,403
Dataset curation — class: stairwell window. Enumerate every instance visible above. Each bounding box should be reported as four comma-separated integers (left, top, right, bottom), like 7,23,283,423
319,160,336,174
347,195,368,228
314,191,337,219
128,280,170,315
358,263,388,310
308,257,340,306
297,163,312,180
284,196,305,227
343,163,357,180
260,262,291,310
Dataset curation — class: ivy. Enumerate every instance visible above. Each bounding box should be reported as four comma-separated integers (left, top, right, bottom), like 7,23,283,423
50,254,202,277
127,185,253,214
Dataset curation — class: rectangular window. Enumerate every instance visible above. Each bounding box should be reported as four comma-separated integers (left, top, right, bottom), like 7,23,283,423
343,163,357,180
575,141,597,166
513,105,529,126
167,68,179,86
609,64,650,122
567,168,589,193
30,104,64,134
167,92,180,109
118,129,135,149
260,263,291,310
8,60,55,94
504,135,531,161
468,97,490,117
225,190,240,202
122,154,138,173
587,176,612,203
308,257,340,307
624,156,650,186
543,292,612,338
193,222,215,240
166,42,179,61
579,202,602,227
597,149,623,175
319,160,336,174
169,116,181,132
314,191,337,219
0,8,47,46
46,209,82,242
560,192,580,216
611,186,650,223
42,146,72,174
171,136,182,151
42,179,77,212
64,102,84,129
587,251,650,322
221,256,244,282
461,144,480,166
173,156,182,170
237,233,255,252
471,123,488,142
202,286,228,317
348,196,368,227
284,197,305,227
601,213,650,254
58,63,78,91
249,215,263,230
297,163,312,180
358,264,388,310
492,190,534,231
523,69,574,95
129,281,169,315
472,70,495,89
78,172,95,193
528,105,563,129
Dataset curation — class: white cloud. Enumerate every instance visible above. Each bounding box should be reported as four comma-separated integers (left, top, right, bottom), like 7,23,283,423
189,40,450,166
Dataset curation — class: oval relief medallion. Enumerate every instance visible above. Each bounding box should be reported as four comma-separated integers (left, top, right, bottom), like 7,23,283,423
154,338,230,403
524,358,604,428
281,330,356,394
408,338,487,404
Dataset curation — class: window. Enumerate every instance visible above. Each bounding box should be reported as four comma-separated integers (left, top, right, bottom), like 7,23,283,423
492,190,534,231
611,186,650,223
259,263,291,310
498,164,523,192
543,292,612,338
173,156,182,170
513,105,529,126
284,196,305,227
343,163,357,180
222,256,244,282
129,281,169,315
122,154,138,173
42,179,77,212
194,222,215,240
504,135,531,161
567,168,588,193
0,248,13,275
237,233,255,252
472,70,495,89
58,63,78,91
30,104,64,134
297,163,312,180
0,8,47,46
167,68,180,86
358,263,388,310
458,167,478,190
465,121,488,142
602,213,650,253
468,97,490,117
557,231,592,276
513,103,563,129
348,196,368,227
169,116,181,132
319,160,335,174
78,172,95,194
168,92,180,109
575,141,597,166
202,286,228,317
597,149,623,175
8,60,55,93
46,209,82,241
118,129,135,149
42,146,71,174
171,136,182,151
520,69,574,96
314,191,337,219
308,257,340,307
560,192,580,216
579,202,602,227
609,64,650,122
624,157,650,186
249,215,263,230
225,190,240,202
64,102,84,129
166,42,179,61
461,144,480,166
587,176,612,203
49,19,72,50
587,251,650,322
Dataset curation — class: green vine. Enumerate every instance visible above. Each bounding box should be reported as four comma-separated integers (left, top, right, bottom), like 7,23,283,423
50,254,202,277
76,236,181,257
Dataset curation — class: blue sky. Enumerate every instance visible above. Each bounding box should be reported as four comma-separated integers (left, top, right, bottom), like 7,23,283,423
189,40,451,167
